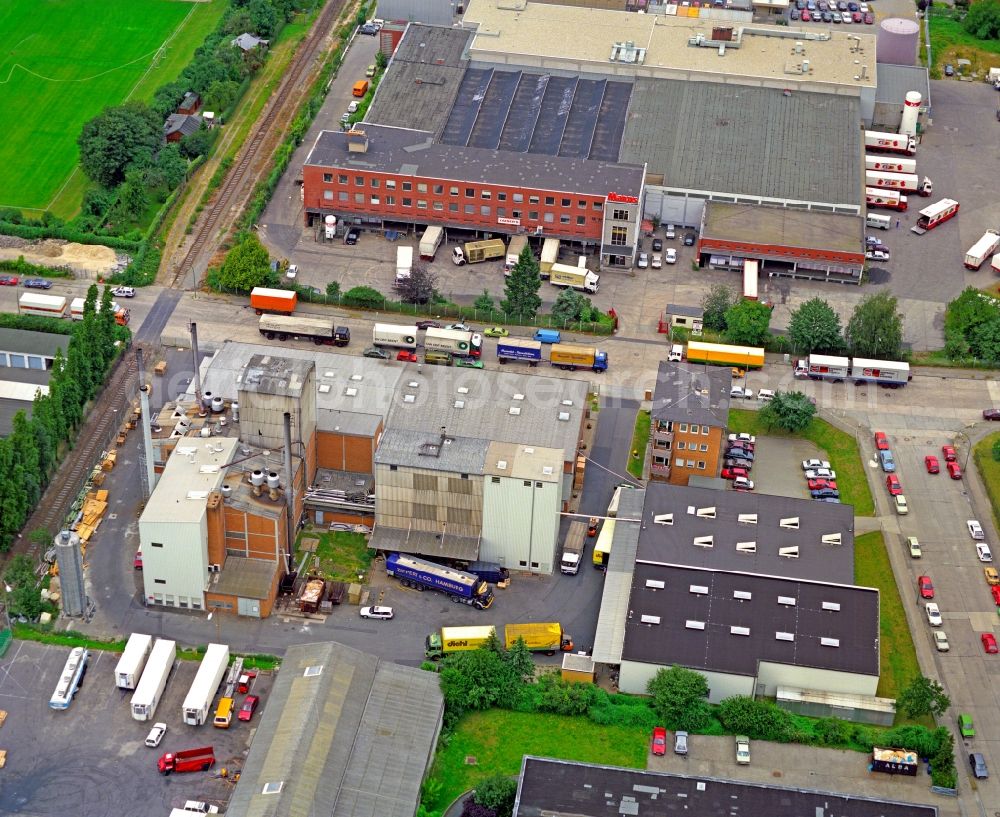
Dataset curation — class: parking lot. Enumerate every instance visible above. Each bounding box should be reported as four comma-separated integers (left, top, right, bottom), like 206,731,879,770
739,435,820,500
0,640,262,816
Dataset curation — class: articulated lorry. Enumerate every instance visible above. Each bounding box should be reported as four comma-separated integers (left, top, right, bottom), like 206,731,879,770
505,235,529,273
560,521,588,575
549,343,608,373
250,287,297,315
115,633,153,690
793,354,910,386
865,170,932,197
181,643,230,726
549,263,599,294
157,746,216,775
864,155,917,174
911,198,959,235
453,238,506,265
70,297,130,325
419,225,444,260
258,314,349,346
864,130,916,156
497,338,543,366
385,553,494,609
425,326,479,357
425,625,497,659
372,323,418,349
964,230,1000,270
504,622,574,655
18,293,68,319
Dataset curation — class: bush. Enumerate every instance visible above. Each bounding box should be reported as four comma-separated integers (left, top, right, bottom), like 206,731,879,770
343,285,384,309
813,717,851,747
717,696,794,742
587,696,658,729
536,673,604,716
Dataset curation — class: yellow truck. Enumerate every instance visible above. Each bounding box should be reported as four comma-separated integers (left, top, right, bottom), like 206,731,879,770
504,623,574,655
425,625,496,659
453,239,506,265
684,340,765,369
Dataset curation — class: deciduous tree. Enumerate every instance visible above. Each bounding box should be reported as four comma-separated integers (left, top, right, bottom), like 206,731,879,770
964,0,1000,39
551,288,590,324
77,102,162,188
845,291,903,359
395,264,437,304
758,391,816,432
724,299,772,346
897,675,951,718
502,246,542,319
702,284,736,331
788,297,843,354
646,665,711,731
219,233,273,293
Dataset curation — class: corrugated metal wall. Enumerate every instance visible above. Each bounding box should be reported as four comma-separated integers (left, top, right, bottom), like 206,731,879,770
139,518,209,607
376,0,456,26
480,476,561,573
375,463,484,536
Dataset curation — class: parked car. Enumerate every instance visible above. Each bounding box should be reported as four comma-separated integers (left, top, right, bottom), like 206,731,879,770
804,468,836,480
725,450,754,464
366,64,376,77
415,320,441,330
724,458,754,470
992,585,1000,605
944,63,955,77
757,389,775,402
665,224,676,240
985,567,999,585
810,488,840,499
455,358,484,369
982,633,999,654
885,474,902,496
959,713,975,737
970,752,989,779
344,229,360,245
652,238,663,251
359,23,378,34
396,350,418,362
968,520,985,540
735,736,750,765
924,455,940,474
23,278,52,289
801,9,811,20
651,726,667,756
942,444,957,462
977,542,993,562
907,536,922,558
651,254,662,269
133,550,142,570
721,467,750,480
925,602,942,626
363,346,390,360
729,433,755,444
873,431,889,450
683,233,696,246
808,478,837,491
729,386,754,399
732,477,755,492
674,731,688,755
802,459,831,471
727,440,755,452
947,461,962,479
144,722,167,748
933,631,950,652
238,695,260,722
360,605,395,620
851,10,862,22
894,494,909,515
879,450,896,472
863,11,874,23
984,409,1000,421
918,575,934,599
665,248,677,265
110,285,135,298
447,322,473,332
0,276,19,286
637,252,649,269
790,8,800,19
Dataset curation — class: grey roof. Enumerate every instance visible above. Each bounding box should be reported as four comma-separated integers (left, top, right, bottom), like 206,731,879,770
703,201,864,256
876,63,930,105
0,367,51,387
163,113,202,138
623,562,880,678
212,556,278,599
227,641,443,817
239,353,313,398
0,399,30,437
621,79,861,206
305,124,645,197
665,303,703,318
375,426,490,473
637,481,855,583
231,33,268,50
0,327,69,358
650,361,730,427
514,757,937,817
592,488,644,665
370,525,481,561
180,91,200,109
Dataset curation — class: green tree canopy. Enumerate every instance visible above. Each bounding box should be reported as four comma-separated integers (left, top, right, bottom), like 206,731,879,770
501,246,542,319
702,284,737,331
964,0,1000,39
219,233,273,293
646,665,711,731
395,264,437,304
788,297,843,354
758,391,816,432
897,675,951,718
551,288,591,324
724,299,772,346
845,291,903,359
77,102,162,188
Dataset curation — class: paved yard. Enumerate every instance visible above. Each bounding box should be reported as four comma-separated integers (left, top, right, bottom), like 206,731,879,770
748,436,822,500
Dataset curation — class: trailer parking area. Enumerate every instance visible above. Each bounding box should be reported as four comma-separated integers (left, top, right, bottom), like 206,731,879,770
0,640,254,817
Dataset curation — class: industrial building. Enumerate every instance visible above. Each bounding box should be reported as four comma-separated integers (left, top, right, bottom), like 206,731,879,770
226,641,443,817
0,328,69,436
513,757,937,817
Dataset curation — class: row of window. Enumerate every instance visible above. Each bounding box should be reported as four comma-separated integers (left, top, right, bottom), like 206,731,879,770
149,594,202,609
652,456,708,470
653,440,709,452
0,353,48,370
654,421,713,435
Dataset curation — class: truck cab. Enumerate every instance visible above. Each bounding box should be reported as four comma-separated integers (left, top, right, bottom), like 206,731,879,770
334,326,351,346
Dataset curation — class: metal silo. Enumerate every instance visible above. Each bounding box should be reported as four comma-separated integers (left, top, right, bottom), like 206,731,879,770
877,18,920,66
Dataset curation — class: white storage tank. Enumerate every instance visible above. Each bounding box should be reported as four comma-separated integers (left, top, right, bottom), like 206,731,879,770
877,18,919,65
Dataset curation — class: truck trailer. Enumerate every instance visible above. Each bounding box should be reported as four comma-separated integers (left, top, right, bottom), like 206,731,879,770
158,746,216,775
131,638,176,721
560,521,588,575
250,287,297,315
258,314,349,346
394,246,413,288
865,188,908,211
793,354,850,382
593,518,616,570
850,358,910,386
504,622,574,655
685,340,765,369
115,633,153,690
743,259,759,300
964,230,1000,270
549,343,608,373
181,643,230,726
385,553,494,609
864,130,916,156
864,155,917,174
549,263,599,294
871,747,918,776
425,327,477,357
497,338,542,366
453,238,505,265
465,561,509,584
505,235,529,273
372,323,417,349
540,238,560,278
70,297,130,325
18,293,68,319
911,198,959,235
425,625,498,659
419,225,444,260
865,170,932,197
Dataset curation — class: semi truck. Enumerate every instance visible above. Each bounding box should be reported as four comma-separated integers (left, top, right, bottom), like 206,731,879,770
685,340,765,369
865,170,932,197
425,326,478,357
871,747,918,776
181,643,230,726
865,188,907,211
131,638,176,721
911,198,959,235
864,130,916,156
540,238,560,278
864,155,917,174
793,354,849,382
497,338,542,366
258,314,349,346
549,343,608,373
18,293,68,319
372,323,417,349
70,297,130,325
593,518,616,569
115,633,153,690
504,622,574,655
453,238,506,265
549,263,599,294
250,287,297,315
560,521,588,575
157,746,216,775
425,625,497,659
419,225,444,260
794,354,910,386
395,246,413,287
385,553,495,609
963,229,1000,270
505,235,529,273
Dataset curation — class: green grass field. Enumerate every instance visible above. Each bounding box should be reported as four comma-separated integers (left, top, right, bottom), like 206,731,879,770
0,0,226,217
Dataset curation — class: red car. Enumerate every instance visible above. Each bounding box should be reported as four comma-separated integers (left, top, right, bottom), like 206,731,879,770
651,726,667,756
874,431,889,450
0,275,19,286
808,478,837,491
238,694,260,722
918,575,934,599
947,461,962,479
801,8,811,19
396,350,418,362
133,550,143,570
924,455,939,474
885,474,902,496
863,11,874,23
851,10,862,21
721,467,750,480
982,633,998,654
991,585,1000,606
942,445,957,462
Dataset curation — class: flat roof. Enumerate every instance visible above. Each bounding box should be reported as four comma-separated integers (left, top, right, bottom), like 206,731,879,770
514,757,937,817
375,427,490,473
622,80,861,206
624,562,879,677
702,201,864,255
650,361,730,427
592,488,644,665
304,124,644,197
140,437,240,525
876,63,930,105
239,353,313,398
463,0,877,90
483,441,563,482
636,481,855,583
0,327,70,358
226,641,443,817
666,303,704,318
213,555,278,599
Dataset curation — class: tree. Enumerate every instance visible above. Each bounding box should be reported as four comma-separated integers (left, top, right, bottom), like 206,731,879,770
897,675,951,718
501,246,542,319
551,288,590,324
717,696,794,741
204,79,241,114
247,0,279,37
845,291,903,359
964,0,1000,39
219,233,273,293
395,264,437,304
702,284,736,331
375,51,388,71
326,281,341,300
150,144,188,190
473,289,495,313
646,665,711,731
343,285,384,309
724,300,772,346
151,80,187,118
473,776,517,817
77,102,162,187
179,128,213,160
788,297,843,354
970,316,1000,363
758,391,816,432
112,168,149,223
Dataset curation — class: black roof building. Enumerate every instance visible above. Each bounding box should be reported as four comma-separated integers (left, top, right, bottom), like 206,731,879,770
650,361,731,429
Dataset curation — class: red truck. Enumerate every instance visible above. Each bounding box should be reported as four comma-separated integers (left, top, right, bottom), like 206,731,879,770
158,746,215,775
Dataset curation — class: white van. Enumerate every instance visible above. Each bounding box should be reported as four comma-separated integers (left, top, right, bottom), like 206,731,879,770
668,344,684,362
866,213,891,230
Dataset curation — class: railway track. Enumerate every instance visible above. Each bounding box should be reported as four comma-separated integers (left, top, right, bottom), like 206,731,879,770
169,0,345,288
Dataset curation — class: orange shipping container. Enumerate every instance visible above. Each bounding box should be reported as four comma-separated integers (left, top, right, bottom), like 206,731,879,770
250,287,298,315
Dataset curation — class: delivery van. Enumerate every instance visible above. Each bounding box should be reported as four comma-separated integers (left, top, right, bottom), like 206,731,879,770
533,329,562,344
866,213,891,230
213,697,234,728
352,80,369,97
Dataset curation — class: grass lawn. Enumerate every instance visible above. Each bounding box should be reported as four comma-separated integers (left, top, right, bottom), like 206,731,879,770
729,409,875,516
627,409,651,479
0,0,225,217
973,431,1000,536
293,528,374,582
430,710,648,807
927,6,1000,77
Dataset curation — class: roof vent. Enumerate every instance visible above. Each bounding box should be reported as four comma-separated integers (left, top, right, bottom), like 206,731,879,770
262,782,284,795
686,620,706,630
737,513,758,525
403,394,416,403
730,626,750,636
408,381,419,388
350,374,363,381
561,399,574,406
776,631,795,641
344,387,358,397
458,386,469,394
303,665,323,677
542,466,554,475
653,513,673,525
736,541,756,553
821,533,843,545
822,601,841,611
733,590,752,600
319,383,331,393
558,411,570,421
693,535,713,548
513,393,525,401
645,579,665,589
696,506,717,519
778,595,797,606
496,460,507,470
778,546,799,558
324,371,335,378
640,615,661,625
509,406,521,415
689,585,708,595
820,637,840,647
524,447,534,454
779,517,800,530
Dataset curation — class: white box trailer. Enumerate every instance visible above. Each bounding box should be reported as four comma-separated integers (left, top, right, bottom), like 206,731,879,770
395,246,413,284
850,358,910,386
964,230,1000,270
540,238,560,278
992,253,1000,274
418,225,443,260
181,643,230,726
70,297,124,320
372,322,417,348
115,633,153,690
742,259,759,300
505,235,529,272
425,327,473,355
18,293,68,318
130,638,176,721
864,155,917,174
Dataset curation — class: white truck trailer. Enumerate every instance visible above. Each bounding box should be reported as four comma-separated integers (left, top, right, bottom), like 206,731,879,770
395,246,413,287
549,263,599,294
864,130,916,156
963,230,1000,270
865,155,917,174
18,293,68,318
419,225,443,260
505,235,529,273
372,323,417,349
540,238,560,278
130,638,176,721
115,633,153,690
849,358,910,386
181,643,230,726
425,327,474,355
793,354,850,382
865,170,932,197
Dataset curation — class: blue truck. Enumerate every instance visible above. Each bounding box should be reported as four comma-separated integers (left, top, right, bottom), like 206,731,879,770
385,553,495,609
497,338,543,366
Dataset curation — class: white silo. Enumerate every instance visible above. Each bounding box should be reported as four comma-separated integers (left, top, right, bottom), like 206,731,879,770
900,91,921,137
324,214,337,240
877,18,920,65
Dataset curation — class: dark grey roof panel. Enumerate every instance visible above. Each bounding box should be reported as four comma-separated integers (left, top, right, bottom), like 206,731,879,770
590,80,632,162
468,70,522,150
558,78,604,159
528,75,577,155
440,67,493,146
498,74,549,153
